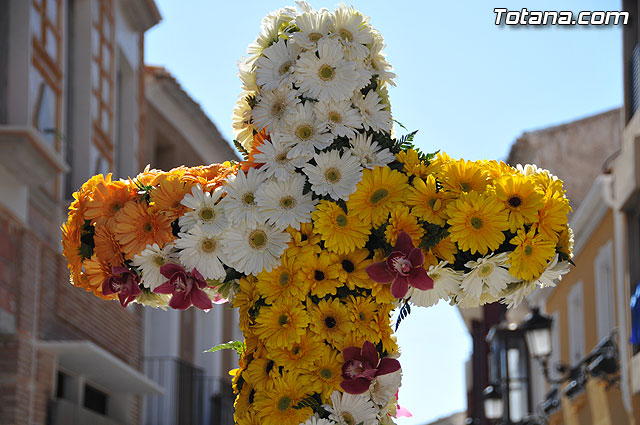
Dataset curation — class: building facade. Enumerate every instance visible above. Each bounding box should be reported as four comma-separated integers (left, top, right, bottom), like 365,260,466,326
0,1,239,424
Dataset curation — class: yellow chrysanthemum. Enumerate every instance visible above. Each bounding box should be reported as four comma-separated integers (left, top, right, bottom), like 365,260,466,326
537,192,571,242
284,222,321,258
533,169,566,198
407,175,452,226
346,295,380,342
298,252,342,298
235,276,259,332
494,174,544,232
556,225,574,259
312,200,370,254
252,373,313,425
508,229,556,281
271,332,325,371
113,201,174,259
482,160,517,181
302,345,343,399
84,180,135,230
336,248,372,289
254,299,309,349
234,380,255,414
431,236,457,263
446,191,509,255
374,309,398,355
245,357,279,390
149,174,194,220
439,159,488,195
93,225,123,267
256,253,309,304
308,298,354,347
385,204,424,246
395,149,438,178
347,166,409,227
236,411,261,425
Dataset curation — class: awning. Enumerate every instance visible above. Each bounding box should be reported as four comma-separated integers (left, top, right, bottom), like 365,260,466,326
39,340,164,395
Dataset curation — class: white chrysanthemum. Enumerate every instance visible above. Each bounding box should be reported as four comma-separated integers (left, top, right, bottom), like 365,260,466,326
353,90,392,134
300,414,337,425
462,253,517,301
252,138,308,180
533,254,571,288
232,95,255,150
409,261,463,307
220,167,266,226
324,391,378,425
255,39,301,91
237,57,258,93
501,281,536,308
132,243,176,290
222,222,290,275
275,102,334,157
247,7,297,60
353,60,374,91
255,174,316,230
330,5,373,61
291,9,330,49
349,132,395,169
175,226,226,280
303,150,363,200
179,185,228,234
314,99,362,138
252,87,300,133
294,38,359,102
369,369,402,406
367,35,396,87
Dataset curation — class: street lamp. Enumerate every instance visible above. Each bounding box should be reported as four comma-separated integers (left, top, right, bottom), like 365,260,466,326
483,384,504,422
521,308,553,359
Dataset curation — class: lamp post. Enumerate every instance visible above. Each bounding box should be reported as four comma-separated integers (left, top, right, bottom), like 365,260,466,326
520,308,565,384
483,384,504,423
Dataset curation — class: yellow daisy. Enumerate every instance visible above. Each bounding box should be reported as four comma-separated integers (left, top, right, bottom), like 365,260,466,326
302,345,343,399
346,295,380,342
385,204,424,246
431,236,457,263
93,225,123,267
395,149,437,178
308,298,354,347
482,160,517,181
149,174,194,221
256,253,309,304
298,252,342,298
446,191,509,255
254,299,309,349
508,229,556,281
335,248,372,289
439,159,488,195
84,180,135,230
347,166,409,227
374,309,399,355
234,380,255,414
556,225,574,259
494,174,544,232
82,255,117,300
312,200,370,254
407,175,452,226
271,332,325,371
537,192,571,242
284,222,321,258
252,372,313,425
245,357,279,390
234,275,259,332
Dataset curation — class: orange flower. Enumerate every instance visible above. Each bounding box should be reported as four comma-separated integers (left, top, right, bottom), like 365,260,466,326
149,175,194,220
183,162,239,190
83,255,117,300
61,216,84,282
84,180,135,230
240,130,268,172
113,201,174,259
69,173,112,218
93,225,124,266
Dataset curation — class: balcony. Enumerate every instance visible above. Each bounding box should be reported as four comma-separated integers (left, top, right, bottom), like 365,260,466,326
48,399,122,425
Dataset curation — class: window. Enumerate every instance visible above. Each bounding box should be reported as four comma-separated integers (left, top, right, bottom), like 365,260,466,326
83,384,108,415
568,282,585,364
595,241,615,341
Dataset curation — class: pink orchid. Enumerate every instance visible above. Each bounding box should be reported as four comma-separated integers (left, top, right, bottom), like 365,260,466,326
395,390,413,417
341,340,401,394
365,231,434,298
102,266,141,308
154,264,213,311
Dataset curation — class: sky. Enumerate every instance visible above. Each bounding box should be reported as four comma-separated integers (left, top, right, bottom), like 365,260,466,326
145,1,622,423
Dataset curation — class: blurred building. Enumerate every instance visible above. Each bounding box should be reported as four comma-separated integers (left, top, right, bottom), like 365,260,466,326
0,1,238,424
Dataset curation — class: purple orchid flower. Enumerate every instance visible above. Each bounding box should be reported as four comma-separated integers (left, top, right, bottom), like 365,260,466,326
341,340,401,394
365,231,434,299
102,266,141,308
154,263,213,311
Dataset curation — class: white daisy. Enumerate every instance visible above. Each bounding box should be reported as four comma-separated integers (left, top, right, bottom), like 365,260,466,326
533,254,571,288
252,138,308,180
324,390,378,425
220,167,266,226
246,7,297,60
303,150,363,200
353,90,392,134
291,9,330,49
501,281,536,308
252,87,300,133
349,132,395,169
367,35,397,87
232,95,255,151
462,252,517,301
314,98,362,138
408,261,463,307
275,102,333,157
179,185,228,234
330,5,373,61
369,369,402,406
222,222,290,275
300,415,337,425
237,57,258,93
255,39,301,91
353,60,375,91
131,243,176,290
175,226,226,280
294,38,359,102
255,174,316,230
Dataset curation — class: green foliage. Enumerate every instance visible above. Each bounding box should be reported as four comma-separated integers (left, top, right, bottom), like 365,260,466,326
205,340,245,356
419,223,449,252
233,140,250,161
78,220,95,260
395,299,411,331
294,393,322,410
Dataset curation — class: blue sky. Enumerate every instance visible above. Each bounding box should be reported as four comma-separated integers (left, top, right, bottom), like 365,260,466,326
146,1,622,423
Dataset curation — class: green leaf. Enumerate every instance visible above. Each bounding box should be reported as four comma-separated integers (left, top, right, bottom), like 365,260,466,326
205,340,245,356
233,140,250,161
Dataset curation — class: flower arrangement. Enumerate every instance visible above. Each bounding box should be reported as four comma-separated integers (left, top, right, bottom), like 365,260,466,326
61,3,573,425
